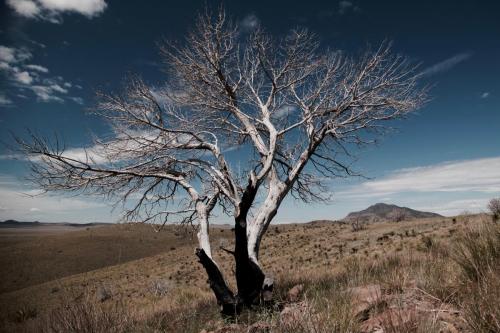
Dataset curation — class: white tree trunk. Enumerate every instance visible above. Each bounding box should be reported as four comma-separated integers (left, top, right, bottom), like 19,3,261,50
195,202,213,259
247,180,285,262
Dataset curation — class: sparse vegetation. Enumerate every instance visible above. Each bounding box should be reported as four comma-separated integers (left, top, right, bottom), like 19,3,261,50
2,213,498,332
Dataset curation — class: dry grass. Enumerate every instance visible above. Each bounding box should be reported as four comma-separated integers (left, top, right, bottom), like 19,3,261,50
1,214,499,332
452,221,500,333
42,298,131,333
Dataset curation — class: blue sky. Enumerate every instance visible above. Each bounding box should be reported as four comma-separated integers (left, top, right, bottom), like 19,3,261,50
0,0,499,223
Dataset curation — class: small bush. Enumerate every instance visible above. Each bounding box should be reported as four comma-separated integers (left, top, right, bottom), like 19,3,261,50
420,235,434,251
453,222,500,332
43,299,130,333
150,279,171,297
13,305,38,323
462,271,500,333
452,223,500,282
351,219,366,232
488,197,500,222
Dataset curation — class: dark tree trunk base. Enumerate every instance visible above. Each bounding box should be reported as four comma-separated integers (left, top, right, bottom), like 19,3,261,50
235,255,265,306
195,248,275,317
195,248,241,317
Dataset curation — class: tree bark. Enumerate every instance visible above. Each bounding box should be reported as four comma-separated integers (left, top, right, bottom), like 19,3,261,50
195,248,240,316
196,182,277,315
234,215,265,306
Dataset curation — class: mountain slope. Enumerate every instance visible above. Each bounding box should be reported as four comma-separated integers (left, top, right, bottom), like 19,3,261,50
343,203,442,222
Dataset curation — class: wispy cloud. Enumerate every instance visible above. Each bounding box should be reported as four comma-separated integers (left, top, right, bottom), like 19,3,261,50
6,0,108,23
0,94,13,106
340,157,500,198
338,1,360,14
0,45,32,63
413,198,490,216
0,174,110,222
480,92,490,99
69,96,84,104
0,187,108,220
240,14,260,32
0,144,109,164
419,52,472,77
25,64,49,73
273,105,297,119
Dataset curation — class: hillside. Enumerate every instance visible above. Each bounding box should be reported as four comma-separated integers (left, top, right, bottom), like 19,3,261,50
0,223,198,293
343,202,443,222
0,214,497,333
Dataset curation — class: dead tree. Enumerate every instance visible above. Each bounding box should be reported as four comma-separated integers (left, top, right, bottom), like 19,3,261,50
18,8,427,315
351,218,366,232
488,198,500,222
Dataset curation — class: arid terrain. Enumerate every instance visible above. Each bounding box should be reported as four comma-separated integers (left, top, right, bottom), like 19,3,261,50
0,212,499,333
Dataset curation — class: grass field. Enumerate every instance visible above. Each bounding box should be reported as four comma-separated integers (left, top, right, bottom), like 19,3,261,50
0,214,498,332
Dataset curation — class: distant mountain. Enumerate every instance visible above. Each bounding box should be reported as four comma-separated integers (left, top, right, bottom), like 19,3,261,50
343,203,442,222
0,220,43,227
0,220,110,228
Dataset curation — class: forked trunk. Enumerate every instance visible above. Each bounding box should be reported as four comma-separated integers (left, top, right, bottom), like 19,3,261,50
196,198,273,316
195,216,269,316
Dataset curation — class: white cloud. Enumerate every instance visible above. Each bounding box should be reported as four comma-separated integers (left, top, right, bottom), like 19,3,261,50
6,0,40,17
69,96,84,104
25,64,49,73
0,46,16,63
14,70,34,84
38,0,107,17
0,94,13,106
0,45,79,103
7,0,107,22
240,14,259,31
340,157,500,198
49,83,68,93
0,129,164,164
27,38,47,49
59,146,108,164
480,92,490,99
0,45,33,65
414,198,490,216
30,85,64,102
0,62,11,71
0,184,109,222
419,52,472,77
273,105,297,119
